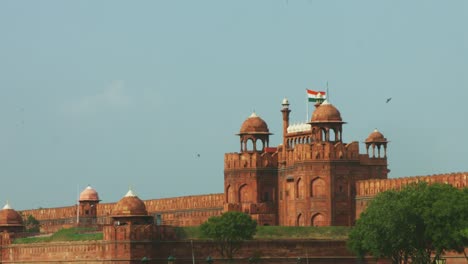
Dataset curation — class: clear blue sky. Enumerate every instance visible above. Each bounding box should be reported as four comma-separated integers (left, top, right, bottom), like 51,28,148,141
1,1,467,210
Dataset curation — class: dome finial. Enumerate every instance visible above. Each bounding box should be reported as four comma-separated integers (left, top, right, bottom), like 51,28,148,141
3,200,11,210
125,186,136,197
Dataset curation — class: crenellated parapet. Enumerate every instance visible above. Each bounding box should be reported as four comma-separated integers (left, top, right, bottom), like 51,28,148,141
282,141,360,166
144,193,224,212
356,172,468,197
224,151,278,170
21,205,77,222
224,202,276,215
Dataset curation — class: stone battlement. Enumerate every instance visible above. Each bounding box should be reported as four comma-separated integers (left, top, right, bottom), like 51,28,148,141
281,141,361,165
225,151,278,170
356,172,468,197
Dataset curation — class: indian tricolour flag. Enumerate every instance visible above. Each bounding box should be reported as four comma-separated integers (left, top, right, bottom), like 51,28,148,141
307,89,326,102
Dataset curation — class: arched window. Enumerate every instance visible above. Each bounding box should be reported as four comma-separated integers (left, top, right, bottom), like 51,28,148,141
329,129,336,142
246,139,254,151
256,138,264,152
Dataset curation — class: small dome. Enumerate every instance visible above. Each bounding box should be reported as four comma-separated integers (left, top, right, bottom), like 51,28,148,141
239,112,271,134
366,129,388,143
112,190,148,217
79,186,100,202
311,100,342,122
282,98,289,105
0,202,23,227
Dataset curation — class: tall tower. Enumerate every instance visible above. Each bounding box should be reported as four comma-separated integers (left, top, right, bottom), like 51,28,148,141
224,112,278,225
281,98,291,149
278,98,389,226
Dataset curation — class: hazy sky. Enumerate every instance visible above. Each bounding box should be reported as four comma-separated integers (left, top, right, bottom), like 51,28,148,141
1,1,467,210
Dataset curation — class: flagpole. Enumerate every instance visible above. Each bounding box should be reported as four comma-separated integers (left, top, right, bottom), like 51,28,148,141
76,184,79,224
326,81,329,101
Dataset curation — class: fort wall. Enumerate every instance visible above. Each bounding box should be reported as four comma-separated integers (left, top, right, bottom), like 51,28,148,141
0,239,376,264
355,172,468,217
20,194,225,232
3,239,466,264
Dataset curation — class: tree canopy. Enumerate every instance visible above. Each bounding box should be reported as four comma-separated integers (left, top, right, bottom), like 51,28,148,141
200,211,257,259
348,182,468,264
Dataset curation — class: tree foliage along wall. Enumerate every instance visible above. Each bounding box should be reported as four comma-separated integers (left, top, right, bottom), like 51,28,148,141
348,182,468,264
200,211,257,259
24,215,40,233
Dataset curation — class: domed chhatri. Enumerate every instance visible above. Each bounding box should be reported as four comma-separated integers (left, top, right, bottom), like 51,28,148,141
112,189,148,217
0,202,24,228
311,100,343,123
365,129,389,158
79,185,100,202
365,129,388,143
239,112,271,135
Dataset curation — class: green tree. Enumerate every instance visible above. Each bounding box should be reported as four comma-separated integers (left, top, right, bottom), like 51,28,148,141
24,215,40,233
348,183,468,264
200,211,257,259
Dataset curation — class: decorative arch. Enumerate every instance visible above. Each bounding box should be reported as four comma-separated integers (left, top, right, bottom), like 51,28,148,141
311,213,326,226
321,128,327,141
238,184,252,203
226,185,235,203
310,177,326,198
296,178,304,199
296,213,304,226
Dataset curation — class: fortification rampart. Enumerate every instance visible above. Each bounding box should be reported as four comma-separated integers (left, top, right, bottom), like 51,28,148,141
356,172,468,197
0,239,372,264
355,172,468,218
3,239,466,264
21,206,77,221
20,193,225,231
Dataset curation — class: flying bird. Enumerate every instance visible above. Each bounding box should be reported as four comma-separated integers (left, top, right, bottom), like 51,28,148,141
386,98,392,103
197,154,200,158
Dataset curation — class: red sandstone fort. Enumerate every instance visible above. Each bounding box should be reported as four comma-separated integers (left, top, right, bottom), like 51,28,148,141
0,97,466,263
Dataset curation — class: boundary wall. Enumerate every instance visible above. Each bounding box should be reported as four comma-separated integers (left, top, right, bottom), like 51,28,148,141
0,239,380,264
356,172,468,217
20,193,225,231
